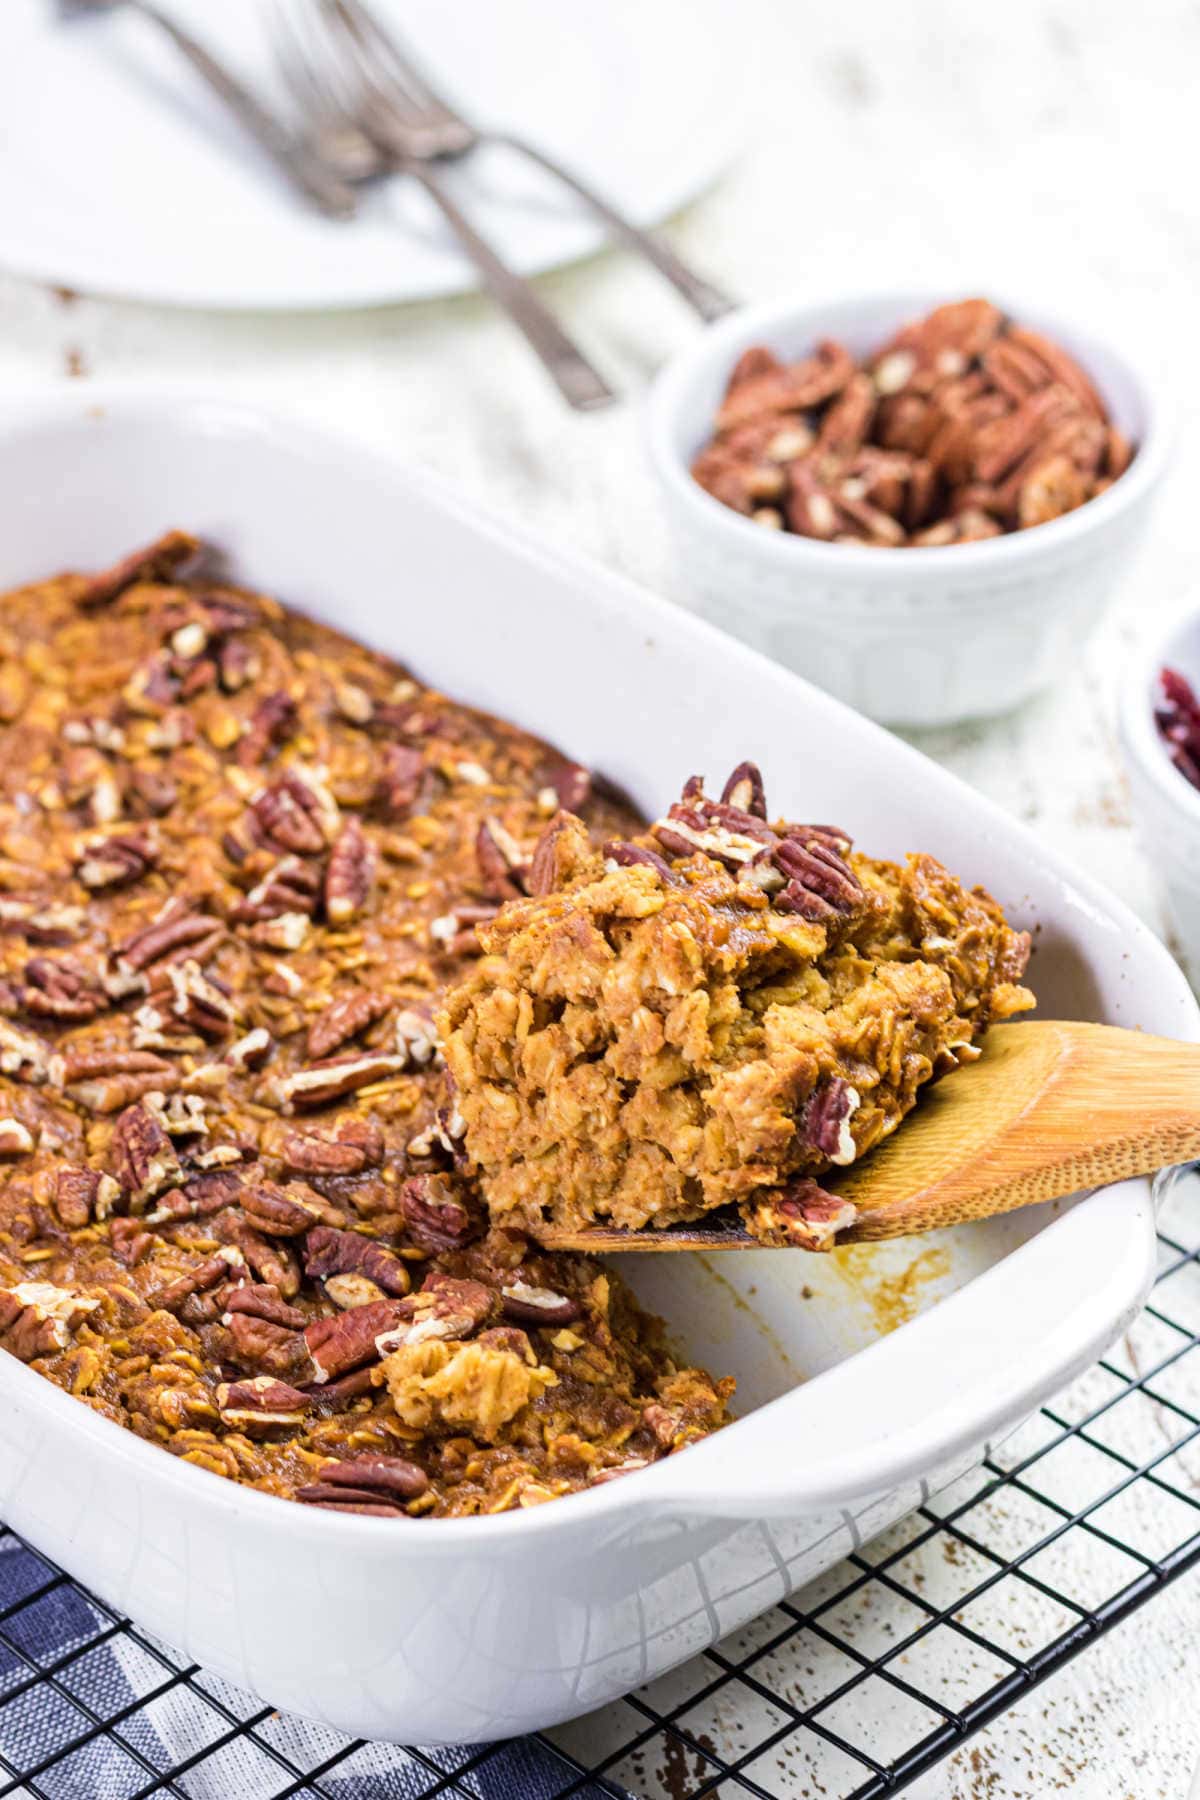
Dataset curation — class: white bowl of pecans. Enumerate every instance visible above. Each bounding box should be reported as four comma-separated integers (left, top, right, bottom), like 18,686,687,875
647,292,1168,726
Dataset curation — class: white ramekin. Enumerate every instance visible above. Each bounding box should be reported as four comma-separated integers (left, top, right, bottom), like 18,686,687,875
646,290,1170,727
1120,607,1200,979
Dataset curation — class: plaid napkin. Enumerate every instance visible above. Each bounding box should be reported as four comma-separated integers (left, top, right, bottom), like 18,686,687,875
0,1531,625,1800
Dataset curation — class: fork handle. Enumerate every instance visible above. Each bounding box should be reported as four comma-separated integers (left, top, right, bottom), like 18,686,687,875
493,133,736,324
400,160,614,411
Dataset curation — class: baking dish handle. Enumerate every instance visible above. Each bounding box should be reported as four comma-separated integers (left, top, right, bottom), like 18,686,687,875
628,1179,1157,1520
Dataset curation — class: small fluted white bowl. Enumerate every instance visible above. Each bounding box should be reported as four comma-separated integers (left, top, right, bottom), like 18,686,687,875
1120,607,1200,981
647,291,1170,727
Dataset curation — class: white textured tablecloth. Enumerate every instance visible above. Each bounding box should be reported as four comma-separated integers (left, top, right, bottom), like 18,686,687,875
0,0,1197,1792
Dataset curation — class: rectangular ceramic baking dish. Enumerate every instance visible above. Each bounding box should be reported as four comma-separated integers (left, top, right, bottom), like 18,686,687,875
0,388,1193,1746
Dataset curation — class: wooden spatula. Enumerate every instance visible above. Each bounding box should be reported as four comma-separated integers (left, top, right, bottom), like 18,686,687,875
532,1021,1200,1253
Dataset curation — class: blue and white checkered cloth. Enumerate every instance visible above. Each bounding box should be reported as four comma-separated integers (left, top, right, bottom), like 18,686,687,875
0,1531,623,1800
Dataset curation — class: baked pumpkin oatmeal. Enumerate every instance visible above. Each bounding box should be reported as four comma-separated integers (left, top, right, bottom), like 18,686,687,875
0,534,732,1518
441,767,1034,1248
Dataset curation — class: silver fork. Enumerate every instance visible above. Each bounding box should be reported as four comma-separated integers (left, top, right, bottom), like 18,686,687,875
57,0,357,219
325,0,735,325
270,3,615,410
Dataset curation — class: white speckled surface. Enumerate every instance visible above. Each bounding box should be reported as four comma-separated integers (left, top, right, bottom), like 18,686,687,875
0,0,1197,1790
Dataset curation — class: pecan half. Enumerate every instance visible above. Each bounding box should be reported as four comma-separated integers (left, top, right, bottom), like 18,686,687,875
398,1173,475,1254
117,905,224,972
215,1375,311,1435
278,1115,384,1177
110,1100,183,1207
325,817,374,925
298,1454,427,1512
270,1052,403,1111
306,988,391,1060
719,761,768,819
304,1297,408,1383
237,691,298,768
224,1284,306,1330
304,1226,411,1297
77,530,200,609
109,1217,154,1267
238,1181,322,1237
162,960,239,1038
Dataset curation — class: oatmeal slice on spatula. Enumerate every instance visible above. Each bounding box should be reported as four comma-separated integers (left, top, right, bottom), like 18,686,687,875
439,763,1036,1251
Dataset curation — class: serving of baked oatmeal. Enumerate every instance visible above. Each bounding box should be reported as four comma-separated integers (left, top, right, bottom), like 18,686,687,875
0,535,731,1519
441,766,1034,1247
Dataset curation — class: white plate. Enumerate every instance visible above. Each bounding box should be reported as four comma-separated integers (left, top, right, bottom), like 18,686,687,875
0,0,742,310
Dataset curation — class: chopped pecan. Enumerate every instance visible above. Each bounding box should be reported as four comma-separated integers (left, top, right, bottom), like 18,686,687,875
221,1217,300,1297
270,1051,403,1111
252,768,338,855
226,1310,314,1381
215,1375,311,1435
304,1226,411,1298
373,743,428,820
0,900,87,946
717,339,854,430
75,830,158,892
603,841,682,887
76,530,200,609
394,1004,439,1067
475,818,530,899
398,1173,475,1254
231,855,321,924
161,960,239,1038
376,1272,493,1353
237,691,298,768
110,1100,182,1206
225,1026,272,1070
109,1217,153,1266
0,1119,34,1156
304,1297,407,1383
500,1282,581,1328
52,1165,120,1229
528,810,592,897
324,816,374,924
126,765,179,819
148,1247,244,1315
0,1281,99,1361
278,1115,384,1177
801,1078,860,1165
306,988,391,1060
744,1179,857,1250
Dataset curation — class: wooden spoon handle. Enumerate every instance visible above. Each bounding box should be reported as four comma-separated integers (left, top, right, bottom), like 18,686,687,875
836,1020,1200,1242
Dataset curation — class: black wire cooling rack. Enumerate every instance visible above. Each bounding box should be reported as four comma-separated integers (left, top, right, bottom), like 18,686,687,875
1,1171,1198,1800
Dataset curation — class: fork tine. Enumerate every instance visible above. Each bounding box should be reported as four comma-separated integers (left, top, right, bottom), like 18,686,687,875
325,0,473,139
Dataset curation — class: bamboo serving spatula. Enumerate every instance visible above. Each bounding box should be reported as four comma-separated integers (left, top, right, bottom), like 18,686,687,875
533,1021,1200,1253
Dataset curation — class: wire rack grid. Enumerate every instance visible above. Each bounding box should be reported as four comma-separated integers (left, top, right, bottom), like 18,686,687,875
0,1170,1198,1800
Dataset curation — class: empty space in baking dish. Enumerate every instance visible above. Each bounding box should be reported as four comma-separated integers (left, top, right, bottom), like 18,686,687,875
1,388,1193,1449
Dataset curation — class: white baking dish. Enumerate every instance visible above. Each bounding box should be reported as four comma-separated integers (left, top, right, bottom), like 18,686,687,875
0,388,1193,1746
